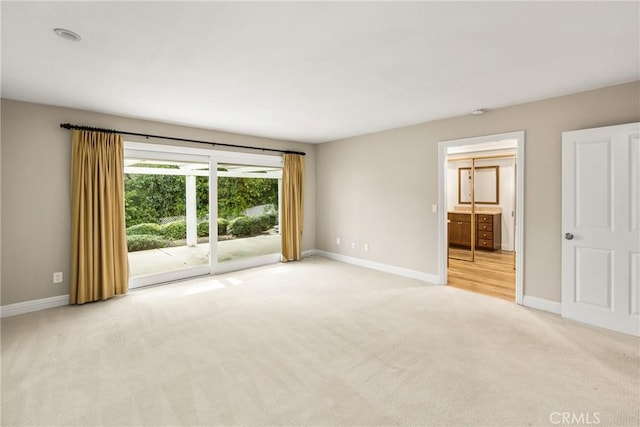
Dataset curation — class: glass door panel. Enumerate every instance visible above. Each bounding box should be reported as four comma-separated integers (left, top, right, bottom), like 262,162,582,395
124,154,210,288
216,163,282,267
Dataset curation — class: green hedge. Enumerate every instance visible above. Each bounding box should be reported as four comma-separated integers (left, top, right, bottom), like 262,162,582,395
196,219,231,237
127,234,172,252
126,215,276,240
250,216,264,235
197,221,209,237
227,214,277,237
126,223,162,236
228,216,252,237
265,212,278,227
160,220,187,240
217,218,229,235
257,212,277,230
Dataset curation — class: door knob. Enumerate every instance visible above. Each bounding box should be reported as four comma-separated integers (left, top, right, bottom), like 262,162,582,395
564,232,574,240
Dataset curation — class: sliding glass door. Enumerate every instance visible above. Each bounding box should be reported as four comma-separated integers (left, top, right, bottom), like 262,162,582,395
215,163,282,271
124,143,284,287
124,150,211,288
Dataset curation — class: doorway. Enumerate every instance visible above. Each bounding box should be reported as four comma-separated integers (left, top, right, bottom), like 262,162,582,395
438,131,525,304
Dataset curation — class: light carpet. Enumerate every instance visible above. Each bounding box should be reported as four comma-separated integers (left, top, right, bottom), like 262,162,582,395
1,256,638,426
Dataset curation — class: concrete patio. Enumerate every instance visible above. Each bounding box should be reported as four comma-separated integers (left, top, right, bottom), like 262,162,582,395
128,234,281,277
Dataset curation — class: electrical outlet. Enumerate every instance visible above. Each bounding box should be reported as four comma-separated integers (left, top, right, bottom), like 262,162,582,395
364,243,369,252
53,272,63,284
351,242,355,249
432,204,438,213
336,237,341,245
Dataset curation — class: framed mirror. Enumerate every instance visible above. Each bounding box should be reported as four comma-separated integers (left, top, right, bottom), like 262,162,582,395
458,165,499,204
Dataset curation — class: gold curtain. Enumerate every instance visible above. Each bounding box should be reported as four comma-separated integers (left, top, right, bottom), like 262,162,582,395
281,153,305,261
70,130,128,304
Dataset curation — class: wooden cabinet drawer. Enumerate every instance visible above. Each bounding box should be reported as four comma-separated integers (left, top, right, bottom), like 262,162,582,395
448,213,470,223
477,215,494,223
476,231,493,240
477,239,494,248
477,222,493,231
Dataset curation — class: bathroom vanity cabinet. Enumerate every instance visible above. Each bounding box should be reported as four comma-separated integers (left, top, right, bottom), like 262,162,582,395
448,212,502,250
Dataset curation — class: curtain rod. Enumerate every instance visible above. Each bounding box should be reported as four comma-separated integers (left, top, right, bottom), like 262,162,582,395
59,123,306,156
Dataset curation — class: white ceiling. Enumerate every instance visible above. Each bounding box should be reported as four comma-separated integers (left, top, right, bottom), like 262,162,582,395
2,2,638,143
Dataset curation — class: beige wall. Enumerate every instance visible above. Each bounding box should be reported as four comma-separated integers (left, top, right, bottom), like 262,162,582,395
0,99,316,305
2,82,639,306
316,81,640,302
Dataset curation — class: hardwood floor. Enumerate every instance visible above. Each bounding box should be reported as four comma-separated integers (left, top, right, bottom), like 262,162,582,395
447,248,515,301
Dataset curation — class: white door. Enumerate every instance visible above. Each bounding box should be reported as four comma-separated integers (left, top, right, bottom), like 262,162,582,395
562,122,640,336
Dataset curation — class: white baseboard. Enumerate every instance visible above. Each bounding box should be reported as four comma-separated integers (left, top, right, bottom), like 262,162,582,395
522,295,561,314
302,249,316,258
314,250,439,284
1,294,69,318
